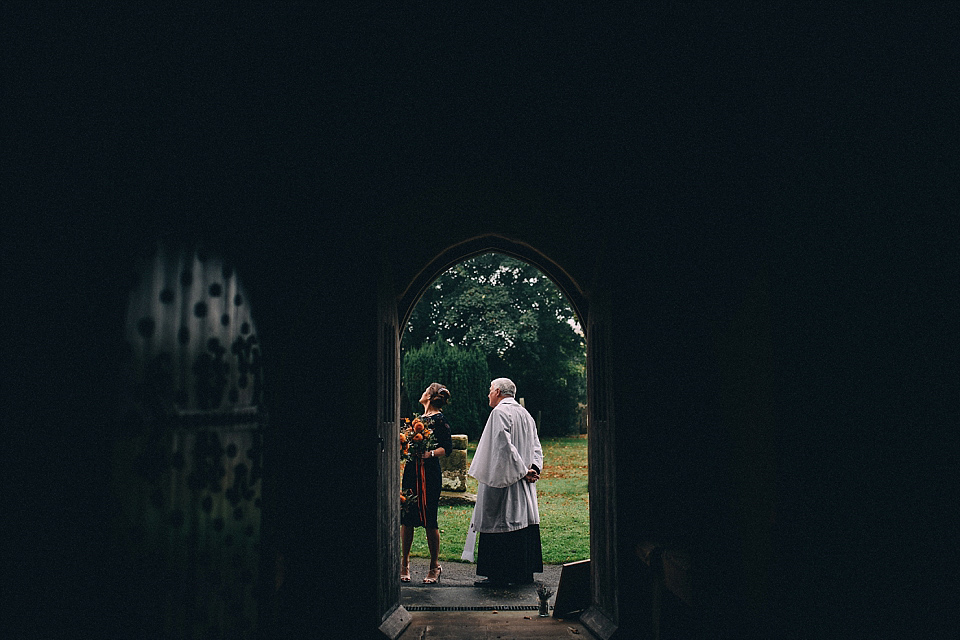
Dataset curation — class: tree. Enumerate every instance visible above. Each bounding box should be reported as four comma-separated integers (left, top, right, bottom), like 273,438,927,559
403,253,586,435
402,340,491,440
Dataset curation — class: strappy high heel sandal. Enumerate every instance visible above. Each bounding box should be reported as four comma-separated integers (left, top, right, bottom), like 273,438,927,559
400,563,411,583
423,564,442,584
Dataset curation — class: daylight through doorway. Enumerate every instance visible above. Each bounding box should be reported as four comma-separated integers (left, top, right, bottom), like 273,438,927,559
398,252,590,601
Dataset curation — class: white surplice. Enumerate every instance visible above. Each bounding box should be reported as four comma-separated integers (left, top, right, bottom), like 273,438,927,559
462,397,543,561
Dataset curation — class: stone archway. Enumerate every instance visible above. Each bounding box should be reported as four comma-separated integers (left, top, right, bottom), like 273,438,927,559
397,234,588,330
377,234,620,639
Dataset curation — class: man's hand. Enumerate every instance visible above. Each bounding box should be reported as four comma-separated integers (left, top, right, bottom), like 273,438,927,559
523,469,540,483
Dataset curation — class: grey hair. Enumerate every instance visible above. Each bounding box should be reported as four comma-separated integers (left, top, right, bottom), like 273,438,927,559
491,377,516,397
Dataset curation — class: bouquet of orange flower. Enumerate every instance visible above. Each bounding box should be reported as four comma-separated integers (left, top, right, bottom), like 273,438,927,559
400,414,440,523
400,414,439,464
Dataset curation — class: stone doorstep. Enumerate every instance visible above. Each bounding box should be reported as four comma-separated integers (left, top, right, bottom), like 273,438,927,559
439,491,476,506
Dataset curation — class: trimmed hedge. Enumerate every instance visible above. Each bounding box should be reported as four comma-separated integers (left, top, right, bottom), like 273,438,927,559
402,340,491,440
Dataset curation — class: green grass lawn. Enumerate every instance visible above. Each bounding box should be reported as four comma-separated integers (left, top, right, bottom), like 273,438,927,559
407,435,589,565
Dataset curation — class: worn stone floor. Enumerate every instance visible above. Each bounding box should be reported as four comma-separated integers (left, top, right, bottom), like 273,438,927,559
396,559,591,639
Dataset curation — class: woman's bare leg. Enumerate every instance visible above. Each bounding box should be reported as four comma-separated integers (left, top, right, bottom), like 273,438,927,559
424,529,440,577
400,525,414,580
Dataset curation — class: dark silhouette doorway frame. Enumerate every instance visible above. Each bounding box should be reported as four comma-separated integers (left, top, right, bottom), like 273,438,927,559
378,234,620,639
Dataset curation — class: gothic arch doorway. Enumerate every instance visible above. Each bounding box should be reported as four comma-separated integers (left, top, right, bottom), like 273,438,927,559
376,235,619,639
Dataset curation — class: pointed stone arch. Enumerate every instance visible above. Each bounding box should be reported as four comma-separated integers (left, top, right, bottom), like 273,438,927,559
379,233,621,639
397,234,588,331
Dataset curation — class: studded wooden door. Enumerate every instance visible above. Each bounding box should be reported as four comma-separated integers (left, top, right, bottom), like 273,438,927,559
114,241,267,639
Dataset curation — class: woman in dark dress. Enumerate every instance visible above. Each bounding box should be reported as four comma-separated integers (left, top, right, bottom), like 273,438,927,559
401,383,454,584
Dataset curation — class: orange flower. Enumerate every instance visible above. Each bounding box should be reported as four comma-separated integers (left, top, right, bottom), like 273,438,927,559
401,414,438,463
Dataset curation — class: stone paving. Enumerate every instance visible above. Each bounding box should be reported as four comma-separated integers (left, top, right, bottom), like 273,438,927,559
397,559,591,638
400,557,563,611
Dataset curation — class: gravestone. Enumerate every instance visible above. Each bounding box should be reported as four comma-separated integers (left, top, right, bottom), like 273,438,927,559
439,434,475,505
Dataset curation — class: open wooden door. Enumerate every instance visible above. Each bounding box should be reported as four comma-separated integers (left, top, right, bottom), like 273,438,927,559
376,293,411,638
114,240,268,639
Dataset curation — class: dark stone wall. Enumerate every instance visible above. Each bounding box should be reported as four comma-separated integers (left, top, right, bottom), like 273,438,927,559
7,5,955,639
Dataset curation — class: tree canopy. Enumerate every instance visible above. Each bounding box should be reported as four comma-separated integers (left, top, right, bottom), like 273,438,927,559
402,253,586,436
